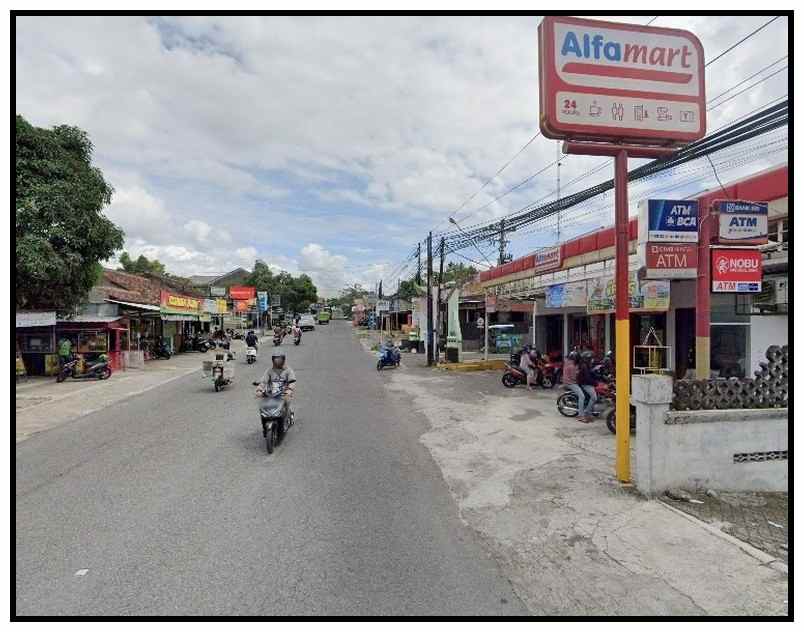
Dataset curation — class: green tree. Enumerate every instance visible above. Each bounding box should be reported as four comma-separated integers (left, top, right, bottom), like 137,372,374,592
244,261,318,315
16,115,124,309
435,262,477,286
118,251,166,276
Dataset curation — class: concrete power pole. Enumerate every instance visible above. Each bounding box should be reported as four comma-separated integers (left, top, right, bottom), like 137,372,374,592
435,237,445,365
426,232,433,366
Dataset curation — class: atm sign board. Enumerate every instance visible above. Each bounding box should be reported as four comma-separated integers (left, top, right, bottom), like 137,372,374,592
538,16,706,143
711,249,763,293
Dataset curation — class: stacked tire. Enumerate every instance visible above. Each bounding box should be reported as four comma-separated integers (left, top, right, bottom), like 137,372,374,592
672,345,787,411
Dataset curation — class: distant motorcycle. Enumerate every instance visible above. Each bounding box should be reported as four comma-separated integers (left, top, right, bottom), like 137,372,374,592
246,346,258,364
56,354,112,383
377,343,401,370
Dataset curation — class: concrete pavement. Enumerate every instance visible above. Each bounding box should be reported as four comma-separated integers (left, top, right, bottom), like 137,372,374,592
15,322,526,616
380,354,788,616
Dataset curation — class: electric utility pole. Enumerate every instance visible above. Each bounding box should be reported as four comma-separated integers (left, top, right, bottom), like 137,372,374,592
435,237,445,364
497,218,511,265
426,232,434,366
416,242,422,285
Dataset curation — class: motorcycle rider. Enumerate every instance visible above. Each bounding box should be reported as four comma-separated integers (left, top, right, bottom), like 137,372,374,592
291,322,302,341
256,352,297,421
245,329,259,348
519,345,537,390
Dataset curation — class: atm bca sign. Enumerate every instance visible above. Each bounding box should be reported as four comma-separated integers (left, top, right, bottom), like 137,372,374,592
538,16,706,143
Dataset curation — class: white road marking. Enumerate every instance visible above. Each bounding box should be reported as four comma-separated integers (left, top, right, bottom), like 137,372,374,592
74,568,89,576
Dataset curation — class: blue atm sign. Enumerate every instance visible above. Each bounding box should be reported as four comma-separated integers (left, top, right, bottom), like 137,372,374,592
638,199,699,243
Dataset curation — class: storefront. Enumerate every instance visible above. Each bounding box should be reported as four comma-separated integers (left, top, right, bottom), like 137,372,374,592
56,315,129,371
159,290,204,351
16,311,57,376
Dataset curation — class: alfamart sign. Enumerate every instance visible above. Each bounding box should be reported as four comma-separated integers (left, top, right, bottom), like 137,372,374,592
538,16,706,143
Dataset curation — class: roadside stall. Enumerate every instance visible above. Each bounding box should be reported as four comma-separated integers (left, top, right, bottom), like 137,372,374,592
56,315,129,372
160,290,202,352
16,311,57,376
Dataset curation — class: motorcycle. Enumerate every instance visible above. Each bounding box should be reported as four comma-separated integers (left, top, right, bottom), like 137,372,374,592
253,380,294,454
604,406,637,435
293,331,301,346
556,380,614,418
203,349,235,392
56,354,112,383
181,335,212,353
273,334,282,346
377,343,401,370
502,350,555,389
151,340,172,360
246,346,258,364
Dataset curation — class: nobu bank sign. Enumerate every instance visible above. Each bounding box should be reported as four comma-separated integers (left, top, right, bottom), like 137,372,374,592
538,16,706,143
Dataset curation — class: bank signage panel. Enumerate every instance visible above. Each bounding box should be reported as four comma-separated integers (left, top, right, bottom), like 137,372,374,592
711,248,763,293
642,242,698,279
538,16,706,143
638,199,699,243
714,199,768,245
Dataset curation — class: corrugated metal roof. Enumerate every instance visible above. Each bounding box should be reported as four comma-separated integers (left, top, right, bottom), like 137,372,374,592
57,315,124,323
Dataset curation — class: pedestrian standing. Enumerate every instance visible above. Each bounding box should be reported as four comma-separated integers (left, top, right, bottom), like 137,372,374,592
577,351,598,423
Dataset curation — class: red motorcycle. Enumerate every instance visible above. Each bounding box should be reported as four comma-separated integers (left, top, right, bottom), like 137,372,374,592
556,380,614,417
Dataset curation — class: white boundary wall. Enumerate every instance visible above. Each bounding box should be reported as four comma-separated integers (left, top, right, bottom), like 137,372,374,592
632,374,788,495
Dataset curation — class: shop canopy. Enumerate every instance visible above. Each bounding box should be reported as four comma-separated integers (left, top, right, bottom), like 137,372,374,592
105,299,160,311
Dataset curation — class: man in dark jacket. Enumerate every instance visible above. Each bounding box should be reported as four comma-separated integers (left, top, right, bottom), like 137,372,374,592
577,351,598,422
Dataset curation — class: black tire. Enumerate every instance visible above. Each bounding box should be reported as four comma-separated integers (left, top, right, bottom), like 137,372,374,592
266,426,275,454
214,378,221,392
377,360,383,371
501,373,518,388
557,392,579,417
201,346,208,353
99,367,112,380
56,371,66,383
606,409,616,434
541,375,554,389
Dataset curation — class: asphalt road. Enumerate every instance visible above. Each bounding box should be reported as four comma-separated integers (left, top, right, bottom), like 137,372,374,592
16,322,527,616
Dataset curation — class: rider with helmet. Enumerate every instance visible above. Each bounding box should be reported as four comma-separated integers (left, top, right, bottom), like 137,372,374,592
256,352,297,416
577,350,598,422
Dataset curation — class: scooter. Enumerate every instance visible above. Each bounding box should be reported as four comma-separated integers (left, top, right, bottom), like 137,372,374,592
181,335,211,353
293,331,301,346
153,340,172,360
246,346,258,364
377,343,401,370
203,349,234,392
56,354,112,383
253,381,294,454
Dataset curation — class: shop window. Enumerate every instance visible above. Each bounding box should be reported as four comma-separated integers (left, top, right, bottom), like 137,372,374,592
77,331,108,353
710,293,750,324
22,334,54,353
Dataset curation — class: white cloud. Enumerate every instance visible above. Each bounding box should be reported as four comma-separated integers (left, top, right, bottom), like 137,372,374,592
18,15,789,290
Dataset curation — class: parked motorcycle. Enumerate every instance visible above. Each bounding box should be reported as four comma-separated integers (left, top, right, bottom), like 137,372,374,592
556,380,614,417
377,342,401,370
604,406,637,435
253,380,294,454
181,335,211,353
56,354,112,383
152,340,172,360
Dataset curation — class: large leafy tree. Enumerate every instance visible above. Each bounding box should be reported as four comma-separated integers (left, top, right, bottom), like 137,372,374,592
245,260,318,315
435,262,478,286
118,251,166,276
16,115,124,310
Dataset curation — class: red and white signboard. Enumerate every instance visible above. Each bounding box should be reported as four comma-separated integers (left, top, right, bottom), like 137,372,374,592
538,16,706,143
711,249,763,293
641,242,698,279
533,246,562,273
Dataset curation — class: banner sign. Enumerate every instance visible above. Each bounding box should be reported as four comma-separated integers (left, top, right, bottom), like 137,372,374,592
216,299,228,314
376,300,390,312
234,300,250,312
638,199,699,243
711,248,762,292
16,311,56,328
271,295,282,306
714,200,768,245
533,246,562,273
257,291,269,312
203,299,217,314
587,273,670,313
229,286,256,300
641,242,698,279
485,294,497,314
538,16,706,143
545,281,588,308
160,290,200,314
210,286,226,297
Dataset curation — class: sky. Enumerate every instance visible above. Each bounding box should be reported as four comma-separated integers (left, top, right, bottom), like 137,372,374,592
15,15,789,296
